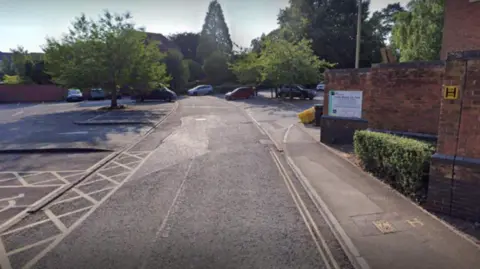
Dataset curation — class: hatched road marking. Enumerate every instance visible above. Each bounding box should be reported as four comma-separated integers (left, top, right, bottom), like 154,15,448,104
0,150,153,269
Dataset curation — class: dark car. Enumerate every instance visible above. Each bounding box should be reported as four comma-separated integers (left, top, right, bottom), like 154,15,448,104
136,87,177,102
278,85,316,100
225,87,255,100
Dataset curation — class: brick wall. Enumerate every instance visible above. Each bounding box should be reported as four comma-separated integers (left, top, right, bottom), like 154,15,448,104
426,51,480,221
324,62,444,135
0,85,66,103
441,0,480,59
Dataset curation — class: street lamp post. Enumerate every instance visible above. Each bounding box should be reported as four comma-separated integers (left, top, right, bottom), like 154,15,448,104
355,0,362,68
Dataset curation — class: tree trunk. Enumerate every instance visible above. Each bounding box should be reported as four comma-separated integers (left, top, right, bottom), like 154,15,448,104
110,86,118,108
289,85,293,100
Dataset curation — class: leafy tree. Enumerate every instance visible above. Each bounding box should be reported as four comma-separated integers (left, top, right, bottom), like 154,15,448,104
1,56,15,76
164,49,190,92
229,51,261,85
43,11,170,107
370,3,406,42
197,0,233,61
272,0,385,68
391,0,444,62
185,59,205,81
168,32,200,61
203,51,230,85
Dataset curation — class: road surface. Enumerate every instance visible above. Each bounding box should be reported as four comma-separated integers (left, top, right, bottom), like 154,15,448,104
0,96,350,269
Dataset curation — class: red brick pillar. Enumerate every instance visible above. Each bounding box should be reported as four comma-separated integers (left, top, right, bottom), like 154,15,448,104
426,51,480,221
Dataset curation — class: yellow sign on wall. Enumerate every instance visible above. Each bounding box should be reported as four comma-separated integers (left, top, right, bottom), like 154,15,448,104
443,85,460,100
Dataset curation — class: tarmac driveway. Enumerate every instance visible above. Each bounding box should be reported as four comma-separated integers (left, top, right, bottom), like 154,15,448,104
0,99,175,229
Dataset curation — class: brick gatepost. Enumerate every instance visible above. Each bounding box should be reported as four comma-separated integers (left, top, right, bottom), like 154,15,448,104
426,50,480,221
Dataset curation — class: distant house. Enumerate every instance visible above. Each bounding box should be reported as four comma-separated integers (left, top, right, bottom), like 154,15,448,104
145,32,178,52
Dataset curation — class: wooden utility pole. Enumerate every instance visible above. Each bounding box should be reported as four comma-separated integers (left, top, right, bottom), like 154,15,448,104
355,0,362,68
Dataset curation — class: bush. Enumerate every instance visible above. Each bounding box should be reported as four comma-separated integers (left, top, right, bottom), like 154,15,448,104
353,130,435,202
2,75,23,84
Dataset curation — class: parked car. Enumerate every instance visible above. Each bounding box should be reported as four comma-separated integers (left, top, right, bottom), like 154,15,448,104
66,88,84,102
90,88,106,100
135,87,177,102
225,87,255,101
316,83,325,91
278,85,316,100
187,85,214,96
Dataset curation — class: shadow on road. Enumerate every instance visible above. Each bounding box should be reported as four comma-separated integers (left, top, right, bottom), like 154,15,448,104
0,108,164,151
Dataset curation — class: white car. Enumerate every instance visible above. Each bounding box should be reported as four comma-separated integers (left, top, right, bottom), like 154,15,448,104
188,85,214,96
316,83,325,91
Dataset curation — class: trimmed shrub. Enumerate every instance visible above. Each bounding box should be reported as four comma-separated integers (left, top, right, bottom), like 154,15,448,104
353,130,435,202
2,75,22,84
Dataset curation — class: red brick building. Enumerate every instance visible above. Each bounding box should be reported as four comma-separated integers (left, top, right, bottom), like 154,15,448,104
441,0,480,58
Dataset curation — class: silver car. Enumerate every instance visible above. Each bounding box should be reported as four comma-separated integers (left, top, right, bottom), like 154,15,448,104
187,85,214,96
66,89,84,102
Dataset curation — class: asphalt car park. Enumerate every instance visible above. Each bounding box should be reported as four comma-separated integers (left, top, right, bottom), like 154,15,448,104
0,99,174,229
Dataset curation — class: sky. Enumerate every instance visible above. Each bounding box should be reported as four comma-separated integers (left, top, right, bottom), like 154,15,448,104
0,0,410,53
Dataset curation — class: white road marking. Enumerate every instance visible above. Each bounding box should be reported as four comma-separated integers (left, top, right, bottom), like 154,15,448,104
0,201,16,213
51,172,70,185
77,178,107,187
284,124,293,144
0,194,24,203
270,150,340,269
13,173,29,186
1,218,50,236
120,152,144,161
56,206,93,218
58,131,89,135
195,118,206,121
8,236,58,256
72,188,98,205
85,187,115,196
44,209,67,233
50,195,82,206
139,158,195,269
96,172,120,184
0,236,12,269
111,161,133,171
12,111,24,117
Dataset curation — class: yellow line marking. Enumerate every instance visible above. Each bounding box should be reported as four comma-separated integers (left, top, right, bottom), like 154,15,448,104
373,220,396,234
44,209,67,233
406,218,424,228
7,235,58,256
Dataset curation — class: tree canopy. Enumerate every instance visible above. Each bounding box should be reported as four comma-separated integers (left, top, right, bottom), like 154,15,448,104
43,11,170,107
168,32,201,62
391,0,444,62
197,0,233,61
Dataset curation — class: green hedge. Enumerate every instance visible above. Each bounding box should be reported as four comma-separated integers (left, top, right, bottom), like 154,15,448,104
353,130,435,202
214,83,246,94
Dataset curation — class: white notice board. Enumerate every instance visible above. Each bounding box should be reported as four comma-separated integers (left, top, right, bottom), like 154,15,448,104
327,90,363,118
